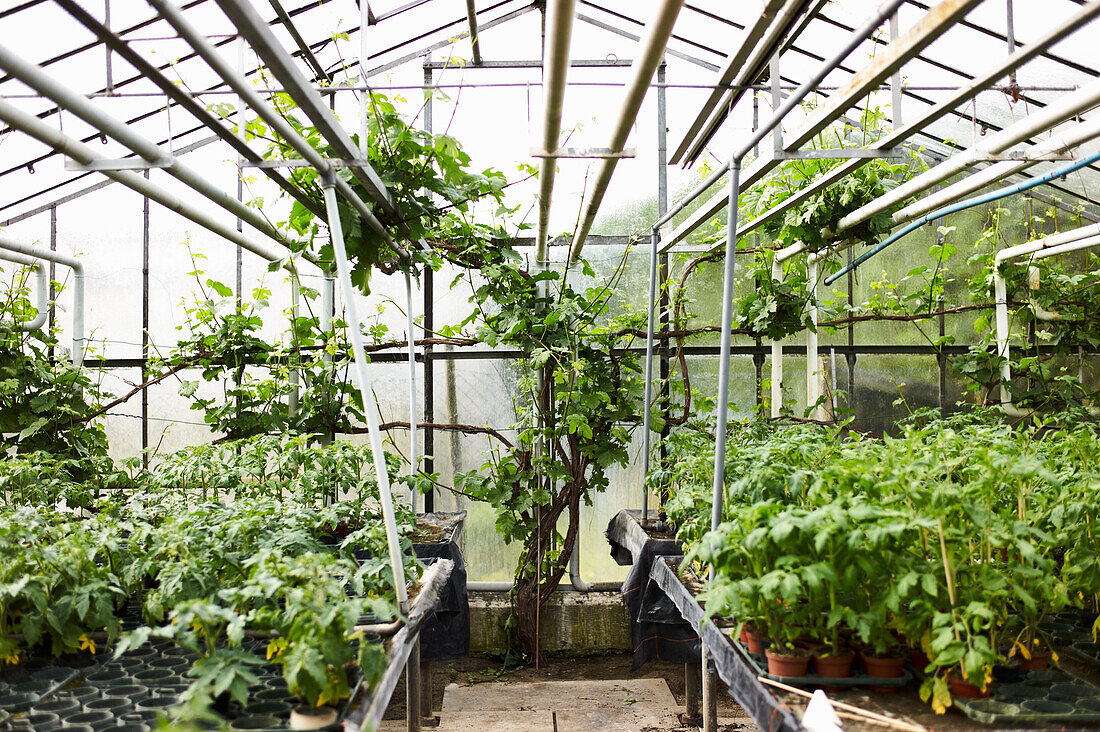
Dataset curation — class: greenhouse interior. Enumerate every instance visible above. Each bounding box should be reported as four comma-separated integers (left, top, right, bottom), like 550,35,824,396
3,0,1100,730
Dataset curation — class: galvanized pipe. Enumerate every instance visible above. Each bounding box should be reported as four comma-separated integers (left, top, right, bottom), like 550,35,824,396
214,0,402,221
754,0,1100,263
405,267,419,512
569,0,686,263
535,0,579,264
0,44,290,249
709,160,740,540
148,0,399,253
321,173,409,613
0,251,47,332
892,113,1100,224
640,228,660,511
465,0,483,64
0,97,296,269
0,232,84,366
836,78,1100,233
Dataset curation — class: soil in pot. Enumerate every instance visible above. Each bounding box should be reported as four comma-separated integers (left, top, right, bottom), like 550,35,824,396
289,705,337,730
860,651,906,693
764,648,811,677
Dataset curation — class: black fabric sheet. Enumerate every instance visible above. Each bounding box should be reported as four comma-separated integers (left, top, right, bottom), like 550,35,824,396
606,510,700,669
412,513,469,662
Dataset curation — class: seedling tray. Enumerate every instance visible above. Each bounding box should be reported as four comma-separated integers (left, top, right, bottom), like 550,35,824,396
955,668,1100,725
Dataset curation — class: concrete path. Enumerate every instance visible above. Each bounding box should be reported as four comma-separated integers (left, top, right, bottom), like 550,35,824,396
379,677,756,731
436,678,678,730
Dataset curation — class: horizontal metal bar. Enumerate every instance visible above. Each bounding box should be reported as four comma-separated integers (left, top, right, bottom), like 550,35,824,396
773,148,907,160
974,151,1075,162
63,157,175,171
423,58,634,68
530,147,637,159
241,158,376,168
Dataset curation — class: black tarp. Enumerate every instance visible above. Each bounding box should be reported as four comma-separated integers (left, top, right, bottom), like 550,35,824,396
412,512,469,662
606,510,700,669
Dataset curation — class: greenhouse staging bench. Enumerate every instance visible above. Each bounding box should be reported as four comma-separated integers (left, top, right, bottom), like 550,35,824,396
606,509,698,668
650,556,1100,731
0,559,453,732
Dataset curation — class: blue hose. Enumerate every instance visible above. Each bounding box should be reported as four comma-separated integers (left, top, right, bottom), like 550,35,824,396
823,148,1100,285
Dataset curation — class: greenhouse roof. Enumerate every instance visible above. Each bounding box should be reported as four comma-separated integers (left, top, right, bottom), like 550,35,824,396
1,0,1099,252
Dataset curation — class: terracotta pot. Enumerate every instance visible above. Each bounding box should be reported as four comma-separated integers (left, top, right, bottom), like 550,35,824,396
741,627,767,655
861,651,906,693
947,674,991,699
765,648,811,677
908,649,931,672
812,651,855,678
1017,650,1051,671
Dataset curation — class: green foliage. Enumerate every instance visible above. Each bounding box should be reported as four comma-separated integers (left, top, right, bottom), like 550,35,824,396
258,90,510,292
164,254,366,440
0,265,109,463
667,409,1100,711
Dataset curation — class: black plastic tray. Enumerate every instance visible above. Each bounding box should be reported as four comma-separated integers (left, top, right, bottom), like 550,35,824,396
955,668,1100,725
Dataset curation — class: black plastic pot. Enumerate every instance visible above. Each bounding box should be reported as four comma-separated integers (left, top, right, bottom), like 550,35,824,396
1021,699,1075,714
120,710,160,725
86,669,131,687
64,686,100,704
66,710,115,731
254,689,295,704
229,714,284,731
148,657,188,672
0,690,39,711
245,700,292,716
105,685,150,704
135,696,177,713
85,696,132,715
111,725,150,732
60,726,94,732
36,697,80,717
25,711,61,730
132,669,171,686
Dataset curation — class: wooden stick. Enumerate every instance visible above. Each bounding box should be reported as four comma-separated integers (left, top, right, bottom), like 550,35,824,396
835,710,924,732
757,676,927,732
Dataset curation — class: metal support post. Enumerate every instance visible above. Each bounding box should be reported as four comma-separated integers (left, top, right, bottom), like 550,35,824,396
405,268,419,513
141,178,150,465
422,59,435,512
419,660,433,718
48,206,56,361
406,638,421,732
701,645,718,732
684,662,701,722
320,173,409,614
890,11,902,129
770,53,782,156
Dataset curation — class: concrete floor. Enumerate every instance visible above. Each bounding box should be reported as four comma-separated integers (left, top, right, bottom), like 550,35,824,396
380,677,754,731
